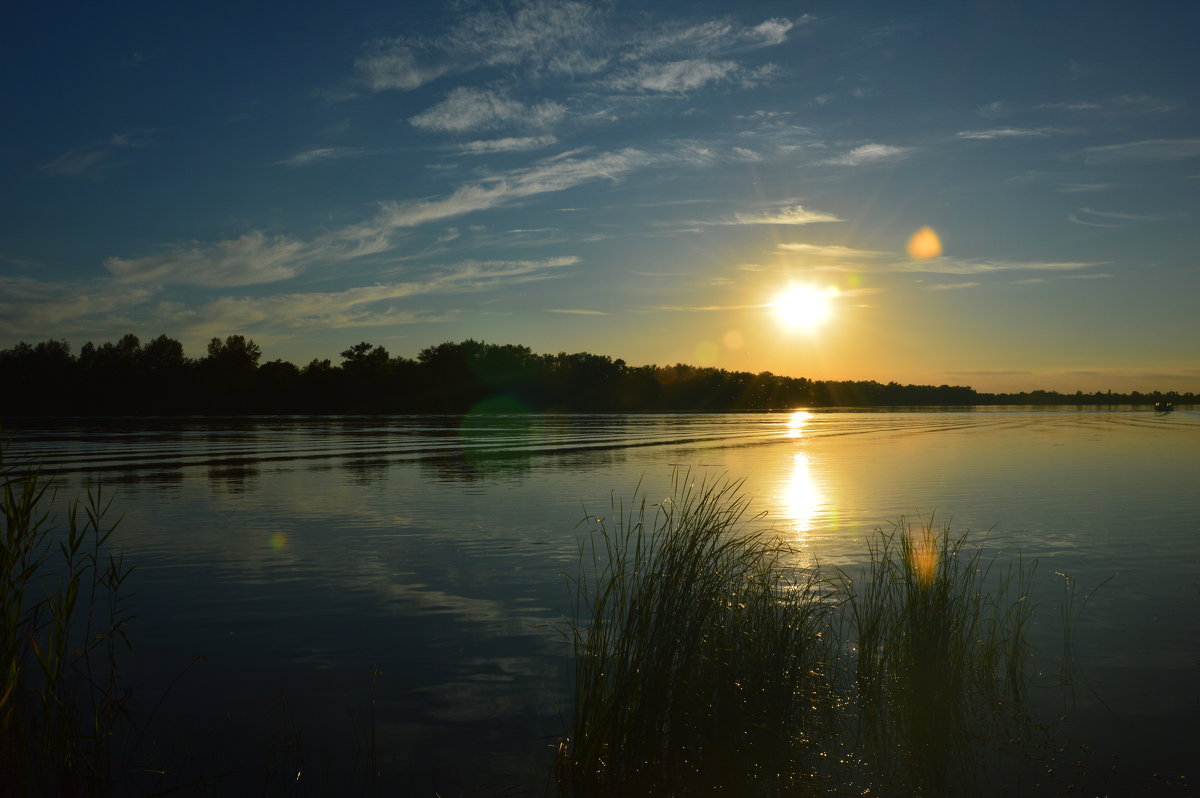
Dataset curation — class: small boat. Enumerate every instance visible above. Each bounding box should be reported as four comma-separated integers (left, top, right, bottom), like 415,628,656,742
1154,402,1174,413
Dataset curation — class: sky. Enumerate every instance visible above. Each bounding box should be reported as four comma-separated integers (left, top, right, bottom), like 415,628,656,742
2,0,1198,393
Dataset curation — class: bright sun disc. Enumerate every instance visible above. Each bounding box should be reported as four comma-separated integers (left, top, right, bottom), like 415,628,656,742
772,285,838,332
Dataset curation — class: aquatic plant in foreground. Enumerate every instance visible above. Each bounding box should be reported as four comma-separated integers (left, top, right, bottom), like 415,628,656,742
559,474,1043,797
0,446,135,796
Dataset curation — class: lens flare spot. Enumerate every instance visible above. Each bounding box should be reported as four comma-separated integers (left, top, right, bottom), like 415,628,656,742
909,525,938,587
694,341,718,364
907,226,942,260
269,532,288,549
723,330,745,350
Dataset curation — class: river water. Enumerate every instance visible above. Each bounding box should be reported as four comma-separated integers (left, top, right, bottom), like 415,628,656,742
6,409,1199,795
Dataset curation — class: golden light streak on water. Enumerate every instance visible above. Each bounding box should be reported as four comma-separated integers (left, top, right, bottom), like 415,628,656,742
906,226,942,260
779,451,823,537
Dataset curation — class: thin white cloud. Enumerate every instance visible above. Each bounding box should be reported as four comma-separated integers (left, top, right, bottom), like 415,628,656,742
955,127,1059,140
747,17,808,47
40,129,156,179
356,0,603,93
927,281,980,291
824,144,912,166
1082,138,1200,162
377,148,650,228
104,232,311,287
411,87,566,132
160,283,440,334
547,308,606,315
277,146,371,166
896,258,1098,275
1059,182,1114,193
628,16,809,60
460,135,558,154
104,149,649,288
1067,214,1119,228
440,0,604,75
1039,94,1177,116
731,205,844,225
4,256,582,339
1077,207,1164,221
1068,207,1166,227
654,303,764,312
767,245,1099,275
777,243,888,258
355,43,448,91
0,275,154,335
976,101,1010,118
353,6,803,99
607,59,739,93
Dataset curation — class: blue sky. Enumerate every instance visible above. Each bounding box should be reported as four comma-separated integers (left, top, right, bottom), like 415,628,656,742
2,0,1198,392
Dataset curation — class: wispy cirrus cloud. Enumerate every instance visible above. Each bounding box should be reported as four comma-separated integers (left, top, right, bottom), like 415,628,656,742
41,129,156,179
607,59,739,93
889,258,1097,275
1068,207,1167,227
104,149,650,288
355,44,449,92
4,256,581,340
277,146,373,166
627,15,810,60
459,135,558,154
1039,94,1177,116
955,127,1060,141
1058,182,1114,193
654,303,764,312
824,143,912,166
1081,138,1200,163
353,3,804,100
926,281,980,291
104,232,312,287
0,275,154,335
157,283,446,334
777,243,888,258
411,87,566,132
728,205,844,225
354,0,603,92
547,308,606,315
771,243,1099,276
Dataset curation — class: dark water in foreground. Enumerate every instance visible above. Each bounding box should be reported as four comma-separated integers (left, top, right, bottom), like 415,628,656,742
7,409,1199,794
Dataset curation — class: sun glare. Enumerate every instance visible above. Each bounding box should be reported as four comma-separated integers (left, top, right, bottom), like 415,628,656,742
771,285,839,332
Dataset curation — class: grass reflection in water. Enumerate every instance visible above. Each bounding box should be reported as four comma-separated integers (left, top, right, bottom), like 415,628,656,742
560,471,1047,797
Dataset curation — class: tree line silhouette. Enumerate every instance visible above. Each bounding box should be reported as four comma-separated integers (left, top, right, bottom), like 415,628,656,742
1,334,1193,417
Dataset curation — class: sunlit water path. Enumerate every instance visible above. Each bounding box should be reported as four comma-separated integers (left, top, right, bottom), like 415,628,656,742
6,409,1198,795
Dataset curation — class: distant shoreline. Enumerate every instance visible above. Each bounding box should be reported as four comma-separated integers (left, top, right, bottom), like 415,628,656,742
3,335,1195,417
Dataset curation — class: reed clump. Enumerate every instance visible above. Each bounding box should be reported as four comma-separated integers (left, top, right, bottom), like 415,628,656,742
0,445,135,796
560,472,837,796
559,475,1042,797
833,520,1038,797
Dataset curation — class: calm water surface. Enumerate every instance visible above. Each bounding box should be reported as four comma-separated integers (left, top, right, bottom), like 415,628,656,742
8,409,1199,794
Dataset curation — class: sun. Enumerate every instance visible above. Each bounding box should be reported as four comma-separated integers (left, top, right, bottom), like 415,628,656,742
771,285,839,332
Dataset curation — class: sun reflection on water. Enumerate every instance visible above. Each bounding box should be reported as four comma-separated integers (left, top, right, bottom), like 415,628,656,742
785,410,812,439
780,452,822,535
